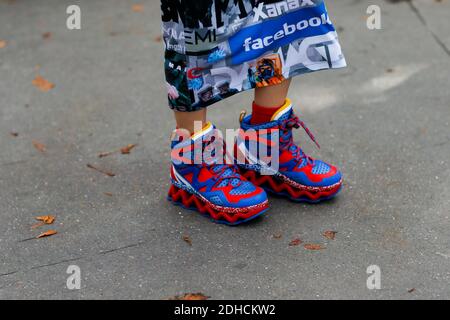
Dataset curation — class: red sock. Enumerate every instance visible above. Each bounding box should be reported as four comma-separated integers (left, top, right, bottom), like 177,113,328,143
250,101,283,125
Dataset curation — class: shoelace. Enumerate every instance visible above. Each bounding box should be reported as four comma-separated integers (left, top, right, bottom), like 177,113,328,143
201,137,243,188
280,114,320,166
208,164,242,186
174,139,243,187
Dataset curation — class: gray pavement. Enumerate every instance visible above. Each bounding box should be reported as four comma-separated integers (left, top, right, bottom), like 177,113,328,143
0,0,449,300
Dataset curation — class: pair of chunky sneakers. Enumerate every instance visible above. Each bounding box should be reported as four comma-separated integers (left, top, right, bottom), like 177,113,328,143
168,99,343,225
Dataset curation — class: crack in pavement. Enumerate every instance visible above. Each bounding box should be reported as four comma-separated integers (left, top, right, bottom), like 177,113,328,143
432,138,450,148
30,256,84,270
409,1,450,57
0,239,148,281
0,270,19,278
99,241,146,255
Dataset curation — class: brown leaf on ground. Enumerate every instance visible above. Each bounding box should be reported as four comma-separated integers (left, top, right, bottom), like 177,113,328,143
36,230,57,239
32,140,46,153
31,222,45,229
42,32,52,39
182,235,192,246
98,144,137,158
36,215,56,224
0,40,6,49
131,4,144,12
10,132,19,137
304,244,326,251
98,151,114,158
323,231,338,240
32,75,55,92
154,35,162,42
104,192,113,197
120,144,137,154
273,233,282,239
87,164,116,177
289,238,303,247
168,293,209,300
408,288,416,293
31,215,56,229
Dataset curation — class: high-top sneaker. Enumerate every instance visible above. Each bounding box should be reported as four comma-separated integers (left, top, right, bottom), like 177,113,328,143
237,99,343,203
168,122,269,225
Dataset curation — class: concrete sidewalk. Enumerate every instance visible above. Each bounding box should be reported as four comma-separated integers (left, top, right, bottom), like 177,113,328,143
0,0,449,299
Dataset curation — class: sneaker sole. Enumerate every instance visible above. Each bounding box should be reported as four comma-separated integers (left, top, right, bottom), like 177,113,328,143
167,184,269,226
240,169,342,203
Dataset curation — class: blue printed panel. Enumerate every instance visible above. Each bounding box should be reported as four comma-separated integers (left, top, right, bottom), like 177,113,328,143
229,2,335,65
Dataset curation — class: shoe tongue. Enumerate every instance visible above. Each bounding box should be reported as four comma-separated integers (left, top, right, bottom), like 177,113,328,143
171,122,216,154
191,122,215,142
271,98,293,121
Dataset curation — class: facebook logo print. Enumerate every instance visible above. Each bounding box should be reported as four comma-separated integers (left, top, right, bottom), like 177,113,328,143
228,2,335,65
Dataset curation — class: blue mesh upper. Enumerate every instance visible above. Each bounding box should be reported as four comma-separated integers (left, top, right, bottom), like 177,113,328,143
210,196,223,205
312,161,331,175
230,181,256,195
230,179,240,187
217,180,228,188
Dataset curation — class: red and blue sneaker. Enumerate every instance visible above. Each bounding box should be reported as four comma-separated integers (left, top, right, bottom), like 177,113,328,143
236,99,343,203
168,122,269,225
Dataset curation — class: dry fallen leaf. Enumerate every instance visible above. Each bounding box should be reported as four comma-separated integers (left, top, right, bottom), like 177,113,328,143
273,233,282,239
32,75,55,92
42,32,52,39
304,244,326,251
98,144,137,158
31,222,45,229
32,215,56,229
32,140,46,153
36,215,56,224
87,164,116,177
36,230,57,239
132,4,144,12
289,238,303,247
182,235,192,246
169,293,209,300
323,231,338,240
98,151,114,158
10,132,19,137
104,192,113,197
0,40,6,49
408,288,416,293
120,144,137,155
